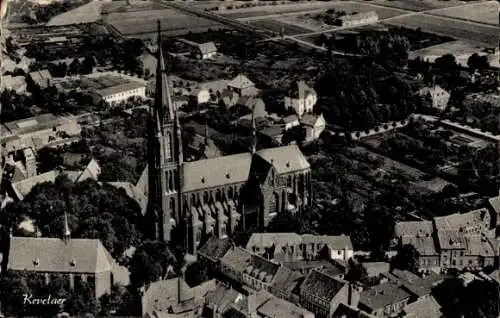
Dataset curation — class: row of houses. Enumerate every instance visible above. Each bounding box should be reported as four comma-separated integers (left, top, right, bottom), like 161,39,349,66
182,234,445,318
394,196,500,272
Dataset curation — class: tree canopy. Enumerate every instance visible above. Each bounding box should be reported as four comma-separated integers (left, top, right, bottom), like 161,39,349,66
1,176,144,259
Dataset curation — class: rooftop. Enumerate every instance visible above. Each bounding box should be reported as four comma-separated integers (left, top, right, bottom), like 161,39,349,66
198,237,233,262
436,230,467,250
8,237,114,273
359,283,412,311
182,153,253,192
433,209,489,231
394,221,434,238
256,145,311,174
227,74,255,90
220,247,253,273
300,269,346,301
198,42,217,55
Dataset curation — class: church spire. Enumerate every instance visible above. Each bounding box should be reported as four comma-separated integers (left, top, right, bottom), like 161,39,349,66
156,20,174,121
250,106,257,154
63,212,71,243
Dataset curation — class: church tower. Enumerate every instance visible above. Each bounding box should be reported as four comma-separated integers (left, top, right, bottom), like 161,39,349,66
146,21,183,243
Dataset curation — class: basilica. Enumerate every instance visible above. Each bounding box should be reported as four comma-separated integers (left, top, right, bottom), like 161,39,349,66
145,22,312,254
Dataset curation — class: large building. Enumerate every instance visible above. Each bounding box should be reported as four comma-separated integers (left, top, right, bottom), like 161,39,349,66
145,22,312,254
4,214,129,299
394,208,498,271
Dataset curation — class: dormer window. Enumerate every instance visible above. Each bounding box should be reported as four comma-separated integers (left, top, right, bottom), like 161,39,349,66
201,177,205,183
226,173,230,179
33,258,40,266
70,259,76,267
286,162,290,168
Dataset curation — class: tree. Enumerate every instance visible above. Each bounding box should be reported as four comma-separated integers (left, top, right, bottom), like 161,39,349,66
1,176,143,259
0,271,31,316
345,259,368,282
128,240,177,288
99,284,139,316
184,261,209,287
81,55,96,74
467,53,489,71
392,244,419,272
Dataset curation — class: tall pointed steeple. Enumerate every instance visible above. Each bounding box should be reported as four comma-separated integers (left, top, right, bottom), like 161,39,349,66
156,20,174,121
63,212,71,243
146,20,184,244
250,105,257,154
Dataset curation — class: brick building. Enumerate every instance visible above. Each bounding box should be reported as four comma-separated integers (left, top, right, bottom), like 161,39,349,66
394,208,498,271
145,22,312,255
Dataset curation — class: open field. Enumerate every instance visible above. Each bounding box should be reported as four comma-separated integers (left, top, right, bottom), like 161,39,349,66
220,1,409,20
367,0,468,12
249,19,312,35
104,9,225,38
429,1,499,25
385,14,499,46
46,1,103,26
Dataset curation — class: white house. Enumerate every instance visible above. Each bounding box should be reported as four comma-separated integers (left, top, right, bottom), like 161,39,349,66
195,42,217,60
97,81,146,105
284,81,317,117
190,87,210,104
418,85,450,111
300,114,326,142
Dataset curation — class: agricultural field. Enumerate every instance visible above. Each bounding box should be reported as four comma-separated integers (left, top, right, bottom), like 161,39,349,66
249,19,312,35
385,14,499,46
429,1,499,26
220,1,409,20
103,9,225,38
46,1,103,26
367,0,467,12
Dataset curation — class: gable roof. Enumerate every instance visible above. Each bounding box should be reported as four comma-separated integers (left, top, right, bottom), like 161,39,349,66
436,230,467,250
246,233,302,251
8,237,114,273
12,170,60,200
77,158,101,182
401,236,439,256
256,144,310,174
198,237,233,262
182,153,253,192
402,296,442,318
300,269,346,301
220,247,253,273
269,266,304,296
359,283,412,311
300,114,323,127
395,221,434,238
228,75,255,90
433,209,489,230
198,42,217,55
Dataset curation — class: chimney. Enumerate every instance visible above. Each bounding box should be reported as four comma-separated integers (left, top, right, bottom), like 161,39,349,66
348,283,360,307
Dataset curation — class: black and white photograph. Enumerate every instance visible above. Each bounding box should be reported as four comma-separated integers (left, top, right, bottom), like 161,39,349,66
0,0,499,317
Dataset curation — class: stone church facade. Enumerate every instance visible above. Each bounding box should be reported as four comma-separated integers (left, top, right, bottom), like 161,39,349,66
146,22,312,254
